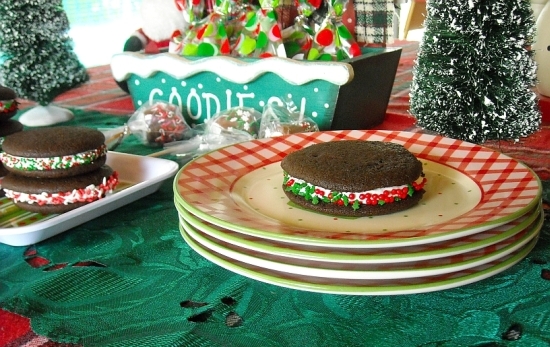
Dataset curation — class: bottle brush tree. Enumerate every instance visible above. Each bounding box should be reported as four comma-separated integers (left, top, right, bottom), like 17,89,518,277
410,0,541,143
0,0,88,105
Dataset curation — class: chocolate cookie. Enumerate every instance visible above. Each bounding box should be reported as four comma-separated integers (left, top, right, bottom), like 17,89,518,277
0,86,19,121
0,126,107,178
0,166,7,197
0,165,8,178
2,165,119,214
0,119,24,139
0,119,24,196
281,140,427,217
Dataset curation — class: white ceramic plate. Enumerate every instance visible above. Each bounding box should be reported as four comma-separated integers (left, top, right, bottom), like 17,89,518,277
180,223,539,295
176,202,541,264
0,152,179,246
179,209,542,280
174,130,541,248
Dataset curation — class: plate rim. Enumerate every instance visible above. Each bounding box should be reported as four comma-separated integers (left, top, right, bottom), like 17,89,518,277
177,201,542,263
180,223,539,295
174,130,542,247
179,211,542,280
0,152,179,245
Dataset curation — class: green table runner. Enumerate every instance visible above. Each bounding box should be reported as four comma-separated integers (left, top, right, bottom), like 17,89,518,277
1,110,550,346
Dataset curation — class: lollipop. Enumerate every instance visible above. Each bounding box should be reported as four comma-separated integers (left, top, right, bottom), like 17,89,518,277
128,101,193,147
207,106,261,137
258,102,319,138
169,29,185,54
148,107,261,159
306,0,361,61
169,0,207,54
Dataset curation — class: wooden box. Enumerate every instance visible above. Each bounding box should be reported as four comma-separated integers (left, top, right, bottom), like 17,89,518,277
111,47,401,130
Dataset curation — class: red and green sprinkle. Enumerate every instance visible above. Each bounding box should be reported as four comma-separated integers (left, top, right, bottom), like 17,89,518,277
0,99,17,113
0,144,107,171
4,171,119,206
283,172,426,211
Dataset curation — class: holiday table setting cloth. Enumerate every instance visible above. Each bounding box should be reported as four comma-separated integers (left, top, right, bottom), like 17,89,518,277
0,108,548,346
3,26,550,345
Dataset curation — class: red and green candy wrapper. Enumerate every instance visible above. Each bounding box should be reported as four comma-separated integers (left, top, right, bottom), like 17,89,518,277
297,0,322,17
128,101,192,147
170,29,185,54
232,0,286,58
281,0,320,59
175,0,206,27
307,0,361,61
179,0,236,57
282,16,313,59
170,0,207,54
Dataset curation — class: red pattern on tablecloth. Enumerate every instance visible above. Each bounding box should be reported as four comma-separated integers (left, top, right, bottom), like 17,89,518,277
4,40,550,345
0,308,81,347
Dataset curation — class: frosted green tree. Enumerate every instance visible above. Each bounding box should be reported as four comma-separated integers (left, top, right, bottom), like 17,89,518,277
410,0,540,143
0,0,88,104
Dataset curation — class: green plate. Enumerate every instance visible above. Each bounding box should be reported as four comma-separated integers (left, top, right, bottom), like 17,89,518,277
176,201,541,264
179,209,543,280
179,222,540,295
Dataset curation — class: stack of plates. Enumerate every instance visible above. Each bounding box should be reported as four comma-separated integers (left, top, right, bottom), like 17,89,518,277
173,130,543,295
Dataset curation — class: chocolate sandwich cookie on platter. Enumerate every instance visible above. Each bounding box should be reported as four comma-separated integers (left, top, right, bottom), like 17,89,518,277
281,140,427,217
0,86,19,121
0,164,7,178
0,119,24,195
0,119,24,143
2,165,119,214
0,126,108,178
0,119,24,173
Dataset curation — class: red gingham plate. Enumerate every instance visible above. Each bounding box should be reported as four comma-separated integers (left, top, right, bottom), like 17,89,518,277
173,130,542,248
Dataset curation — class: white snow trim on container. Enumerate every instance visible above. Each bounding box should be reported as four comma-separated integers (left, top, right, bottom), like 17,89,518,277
111,52,355,86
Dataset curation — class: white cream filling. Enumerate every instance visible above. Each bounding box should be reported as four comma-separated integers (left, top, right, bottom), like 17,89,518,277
287,175,410,204
4,175,118,206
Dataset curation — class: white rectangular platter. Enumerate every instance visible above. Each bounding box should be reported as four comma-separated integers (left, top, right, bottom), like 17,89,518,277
0,152,179,246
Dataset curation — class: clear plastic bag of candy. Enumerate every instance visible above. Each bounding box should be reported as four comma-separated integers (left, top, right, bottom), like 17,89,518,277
258,102,318,138
150,106,261,159
205,106,261,138
128,101,193,147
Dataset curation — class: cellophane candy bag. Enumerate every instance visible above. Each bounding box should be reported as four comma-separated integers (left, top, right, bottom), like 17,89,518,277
306,0,361,61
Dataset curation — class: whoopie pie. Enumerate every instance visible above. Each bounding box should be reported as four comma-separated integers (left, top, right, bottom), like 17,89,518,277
2,165,119,214
0,126,108,178
281,140,427,217
0,86,19,121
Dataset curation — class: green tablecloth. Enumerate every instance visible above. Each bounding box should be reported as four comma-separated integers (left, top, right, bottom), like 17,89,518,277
1,110,550,346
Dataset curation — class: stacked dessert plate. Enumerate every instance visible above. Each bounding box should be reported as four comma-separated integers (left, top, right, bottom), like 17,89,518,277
173,130,544,295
